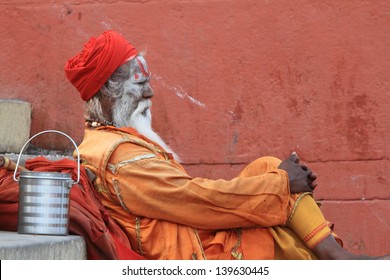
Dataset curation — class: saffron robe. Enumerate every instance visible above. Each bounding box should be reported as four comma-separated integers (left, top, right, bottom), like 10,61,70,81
77,126,330,259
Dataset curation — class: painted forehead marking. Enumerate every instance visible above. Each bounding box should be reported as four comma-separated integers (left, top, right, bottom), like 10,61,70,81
136,56,150,77
132,56,150,81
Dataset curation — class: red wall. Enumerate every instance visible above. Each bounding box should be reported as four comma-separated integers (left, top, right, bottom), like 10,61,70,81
1,0,389,257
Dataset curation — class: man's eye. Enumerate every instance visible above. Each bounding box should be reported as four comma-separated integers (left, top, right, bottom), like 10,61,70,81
137,78,150,85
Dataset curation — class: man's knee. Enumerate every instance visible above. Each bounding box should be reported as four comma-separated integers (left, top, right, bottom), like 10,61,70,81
240,156,282,177
256,156,282,170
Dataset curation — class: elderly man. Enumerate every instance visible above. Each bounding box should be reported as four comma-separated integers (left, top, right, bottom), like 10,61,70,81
64,30,388,260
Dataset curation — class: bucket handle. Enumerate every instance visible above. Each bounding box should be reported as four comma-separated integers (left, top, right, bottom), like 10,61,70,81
13,130,80,185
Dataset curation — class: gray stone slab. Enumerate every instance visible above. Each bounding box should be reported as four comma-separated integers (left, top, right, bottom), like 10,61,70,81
0,100,31,153
0,230,87,260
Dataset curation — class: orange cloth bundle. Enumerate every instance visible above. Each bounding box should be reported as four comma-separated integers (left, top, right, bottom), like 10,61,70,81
0,156,143,260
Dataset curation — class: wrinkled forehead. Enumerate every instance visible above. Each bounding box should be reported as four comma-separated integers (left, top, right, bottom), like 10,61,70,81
129,55,151,82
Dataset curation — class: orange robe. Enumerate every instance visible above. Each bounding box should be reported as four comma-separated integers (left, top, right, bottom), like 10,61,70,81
77,126,326,259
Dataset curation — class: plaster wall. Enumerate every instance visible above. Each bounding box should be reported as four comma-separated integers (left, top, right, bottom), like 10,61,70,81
1,0,389,257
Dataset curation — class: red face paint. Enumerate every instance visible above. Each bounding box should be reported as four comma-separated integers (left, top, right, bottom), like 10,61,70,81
136,57,150,77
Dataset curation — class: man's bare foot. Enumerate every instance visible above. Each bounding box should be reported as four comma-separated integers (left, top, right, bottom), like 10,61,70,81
313,235,390,260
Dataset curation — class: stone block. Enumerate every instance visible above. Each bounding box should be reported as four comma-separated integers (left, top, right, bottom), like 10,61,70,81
0,230,87,260
0,100,31,153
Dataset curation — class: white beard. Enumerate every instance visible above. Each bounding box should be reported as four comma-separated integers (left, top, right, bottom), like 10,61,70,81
112,98,181,162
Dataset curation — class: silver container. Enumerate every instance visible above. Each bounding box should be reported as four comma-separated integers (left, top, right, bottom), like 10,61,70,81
17,171,73,235
13,130,80,236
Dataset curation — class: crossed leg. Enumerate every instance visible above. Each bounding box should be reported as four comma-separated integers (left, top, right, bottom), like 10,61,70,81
239,156,390,260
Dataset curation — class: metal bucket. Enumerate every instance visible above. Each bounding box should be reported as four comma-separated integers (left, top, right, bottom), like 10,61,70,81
13,130,80,236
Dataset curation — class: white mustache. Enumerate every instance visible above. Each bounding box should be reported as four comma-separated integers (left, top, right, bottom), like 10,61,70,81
133,99,152,117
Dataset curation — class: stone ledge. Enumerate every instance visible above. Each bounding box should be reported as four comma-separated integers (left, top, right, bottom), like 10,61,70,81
0,230,87,260
0,100,32,154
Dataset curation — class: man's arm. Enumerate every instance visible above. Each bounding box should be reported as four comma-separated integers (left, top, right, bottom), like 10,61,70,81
108,147,293,230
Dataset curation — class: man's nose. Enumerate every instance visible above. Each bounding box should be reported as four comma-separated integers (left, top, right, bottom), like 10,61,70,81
142,87,154,99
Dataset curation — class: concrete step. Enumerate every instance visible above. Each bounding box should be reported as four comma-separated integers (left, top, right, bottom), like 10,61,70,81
0,230,86,260
0,100,31,154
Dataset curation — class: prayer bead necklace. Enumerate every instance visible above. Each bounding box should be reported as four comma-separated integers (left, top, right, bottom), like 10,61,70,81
85,119,115,128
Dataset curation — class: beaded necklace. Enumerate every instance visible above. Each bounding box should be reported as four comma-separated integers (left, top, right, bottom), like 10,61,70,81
85,119,115,128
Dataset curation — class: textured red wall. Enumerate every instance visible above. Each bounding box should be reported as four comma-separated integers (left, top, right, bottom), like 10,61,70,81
1,0,389,257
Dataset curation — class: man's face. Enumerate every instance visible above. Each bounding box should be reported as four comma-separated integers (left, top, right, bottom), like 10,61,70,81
111,55,180,160
112,55,154,127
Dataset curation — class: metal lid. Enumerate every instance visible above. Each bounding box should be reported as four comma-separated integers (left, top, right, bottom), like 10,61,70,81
19,171,72,180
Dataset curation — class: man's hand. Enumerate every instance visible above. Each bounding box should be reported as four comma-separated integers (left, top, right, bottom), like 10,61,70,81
278,152,318,194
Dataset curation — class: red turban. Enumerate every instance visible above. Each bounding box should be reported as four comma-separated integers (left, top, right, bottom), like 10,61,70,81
64,30,138,101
